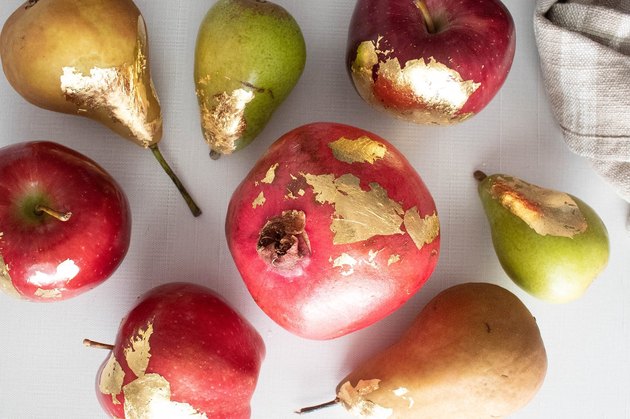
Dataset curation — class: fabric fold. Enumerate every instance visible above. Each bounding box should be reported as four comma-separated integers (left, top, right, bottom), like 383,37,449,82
534,0,630,202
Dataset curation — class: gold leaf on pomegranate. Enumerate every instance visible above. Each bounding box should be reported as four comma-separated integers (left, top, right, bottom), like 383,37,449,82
0,254,21,299
337,379,393,418
124,322,154,378
252,191,266,209
403,208,440,251
329,136,387,164
123,373,207,419
197,87,254,155
332,253,358,276
99,354,125,405
303,173,405,244
34,288,62,299
387,254,401,266
261,163,279,184
489,176,588,237
60,16,161,147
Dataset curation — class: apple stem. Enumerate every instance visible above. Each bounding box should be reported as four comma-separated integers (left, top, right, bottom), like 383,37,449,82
83,339,115,351
474,170,488,182
414,0,436,34
209,149,222,160
295,398,339,414
34,205,72,222
149,144,202,217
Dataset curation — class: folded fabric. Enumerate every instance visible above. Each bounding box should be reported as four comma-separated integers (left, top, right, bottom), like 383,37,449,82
534,0,630,202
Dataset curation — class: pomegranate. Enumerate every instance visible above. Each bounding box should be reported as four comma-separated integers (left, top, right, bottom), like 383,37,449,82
226,122,440,340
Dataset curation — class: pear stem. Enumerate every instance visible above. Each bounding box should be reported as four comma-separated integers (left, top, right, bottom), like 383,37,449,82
83,339,115,351
149,144,202,217
34,205,72,222
414,0,436,34
474,170,488,182
295,399,339,414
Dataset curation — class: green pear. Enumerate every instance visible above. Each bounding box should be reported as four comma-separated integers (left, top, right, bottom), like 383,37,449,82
298,283,547,418
194,0,306,158
475,171,609,303
0,0,200,216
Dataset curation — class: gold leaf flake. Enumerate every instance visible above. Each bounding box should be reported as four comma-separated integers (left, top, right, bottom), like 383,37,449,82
60,16,161,147
197,87,254,155
332,253,358,276
124,322,154,378
329,136,387,164
252,191,266,208
403,208,440,251
337,380,393,418
123,373,207,419
261,163,279,184
387,254,401,266
34,288,62,299
99,354,125,405
303,173,405,244
489,176,588,237
0,254,21,299
351,38,480,124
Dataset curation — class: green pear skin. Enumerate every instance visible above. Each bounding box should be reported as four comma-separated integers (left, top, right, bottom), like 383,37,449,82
194,0,306,157
476,172,609,303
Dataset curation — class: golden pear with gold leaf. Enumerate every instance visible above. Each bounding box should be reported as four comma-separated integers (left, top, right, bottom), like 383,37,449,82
0,0,200,216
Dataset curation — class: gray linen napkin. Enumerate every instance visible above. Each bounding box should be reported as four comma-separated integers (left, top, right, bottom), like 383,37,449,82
534,0,630,203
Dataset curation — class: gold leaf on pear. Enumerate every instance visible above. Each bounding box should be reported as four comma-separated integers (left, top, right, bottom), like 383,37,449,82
337,379,393,418
489,176,588,238
60,16,161,147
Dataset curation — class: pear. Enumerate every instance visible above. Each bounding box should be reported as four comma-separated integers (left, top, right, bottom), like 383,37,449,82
0,0,200,216
298,283,547,418
194,0,306,159
475,171,609,303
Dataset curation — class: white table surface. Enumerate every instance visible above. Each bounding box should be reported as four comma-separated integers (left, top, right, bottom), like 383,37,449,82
1,1,629,418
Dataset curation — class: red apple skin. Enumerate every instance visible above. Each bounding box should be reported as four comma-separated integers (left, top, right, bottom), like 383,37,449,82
347,0,515,124
96,282,266,419
0,141,131,302
226,122,440,340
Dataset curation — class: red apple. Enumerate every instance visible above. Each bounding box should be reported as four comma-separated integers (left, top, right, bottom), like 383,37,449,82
347,0,515,124
0,141,131,301
226,122,440,340
91,282,265,419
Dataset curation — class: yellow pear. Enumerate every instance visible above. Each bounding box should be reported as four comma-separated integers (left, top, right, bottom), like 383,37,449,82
0,0,200,216
298,283,547,418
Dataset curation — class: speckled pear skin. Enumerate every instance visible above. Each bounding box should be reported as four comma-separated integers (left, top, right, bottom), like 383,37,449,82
336,283,547,419
477,174,610,303
194,0,306,156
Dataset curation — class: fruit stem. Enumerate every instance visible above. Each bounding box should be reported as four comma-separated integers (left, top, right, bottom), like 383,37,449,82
474,170,488,182
83,339,115,351
34,205,72,222
209,149,222,160
295,398,339,414
149,144,202,217
414,0,436,34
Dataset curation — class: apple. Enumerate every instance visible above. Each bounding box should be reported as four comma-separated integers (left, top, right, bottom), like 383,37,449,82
0,141,131,301
347,0,516,124
88,282,266,419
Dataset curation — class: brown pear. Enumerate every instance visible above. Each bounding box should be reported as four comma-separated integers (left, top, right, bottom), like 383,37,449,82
298,283,547,418
0,0,200,216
